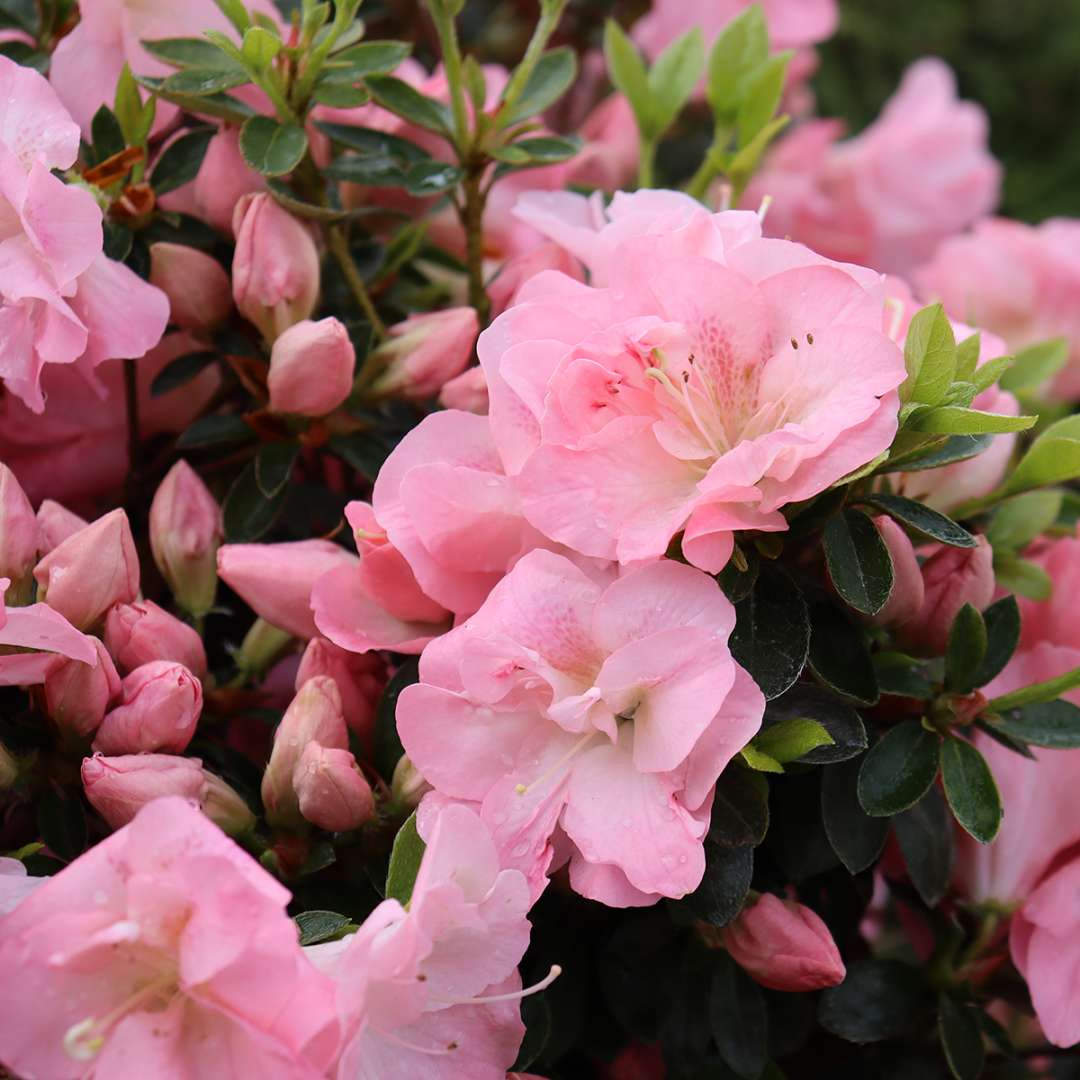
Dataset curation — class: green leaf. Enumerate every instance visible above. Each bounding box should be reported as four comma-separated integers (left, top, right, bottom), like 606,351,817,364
241,24,280,69
646,28,705,134
765,683,868,763
37,786,87,863
162,67,251,96
502,46,577,126
808,602,879,705
740,745,783,773
992,699,1080,748
985,663,1080,712
893,785,955,907
953,332,981,382
512,991,550,1073
136,76,257,123
753,717,833,765
114,64,154,146
708,768,769,848
603,19,652,134
323,153,407,186
736,52,790,146
728,563,809,699
706,3,768,117
364,74,452,136
1002,413,1080,495
222,461,289,542
311,78,369,108
938,994,985,1080
974,596,1020,688
91,105,125,162
239,115,308,176
254,441,299,498
874,652,934,699
975,717,1036,760
859,494,976,549
824,508,894,616
682,844,753,927
821,756,890,874
176,413,255,449
940,736,1002,843
857,721,940,817
294,910,351,946
213,0,249,34
969,354,1013,395
818,959,928,1043
710,953,768,1080
462,54,488,114
142,36,244,69
726,112,789,183
403,160,464,196
314,121,430,161
908,406,1036,435
999,336,1069,393
945,604,988,695
151,127,215,194
505,134,582,165
986,490,1064,552
993,554,1052,601
374,656,418,778
901,303,956,406
886,433,992,473
385,813,426,904
149,349,217,397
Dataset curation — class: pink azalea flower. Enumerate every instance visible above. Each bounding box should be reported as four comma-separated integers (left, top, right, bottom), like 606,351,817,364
491,192,905,571
308,803,535,1079
397,551,765,905
0,856,43,916
0,797,340,1078
745,59,1001,274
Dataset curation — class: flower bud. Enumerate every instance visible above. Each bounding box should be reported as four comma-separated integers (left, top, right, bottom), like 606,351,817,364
900,536,995,656
237,617,292,674
0,464,36,603
104,600,208,681
33,509,139,630
268,317,356,417
201,770,256,836
296,637,385,750
92,661,203,755
867,516,925,627
293,742,374,832
369,307,478,400
36,500,87,556
149,460,222,618
149,242,233,336
218,540,356,639
0,742,17,790
82,752,205,829
438,365,488,414
44,638,121,738
723,894,846,991
390,754,430,811
261,676,348,828
231,193,320,341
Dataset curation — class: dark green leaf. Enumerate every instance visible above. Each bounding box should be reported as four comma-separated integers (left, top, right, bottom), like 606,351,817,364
323,153,407,186
824,508,894,616
974,718,1036,759
90,106,125,166
708,768,769,848
142,36,246,69
151,127,215,194
150,349,217,397
102,222,132,261
223,461,289,542
374,656,418,778
503,47,577,126
710,952,768,1080
176,413,256,449
37,786,87,863
333,40,412,77
364,74,452,135
385,813,425,904
822,756,889,874
818,960,927,1043
163,67,250,95
938,994,985,1080
136,76,258,122
992,699,1080,748
860,494,976,548
328,432,392,481
808,601,879,706
265,179,350,222
729,563,809,700
893,785,954,907
940,736,1002,843
874,652,934,699
0,0,37,33
314,121,430,162
887,434,992,473
857,721,940,817
765,683,868,764
299,838,336,876
512,991,551,1072
254,441,299,498
974,596,1020,688
294,910,351,946
403,160,463,196
683,844,753,927
945,603,987,695
506,135,581,164
239,115,308,176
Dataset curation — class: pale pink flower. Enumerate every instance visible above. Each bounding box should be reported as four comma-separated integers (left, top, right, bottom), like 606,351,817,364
0,857,43,916
492,192,905,571
398,551,765,905
564,94,640,192
44,637,122,737
0,797,339,1076
438,365,490,415
487,242,584,321
0,463,36,597
1012,533,1080,661
0,576,97,685
295,636,386,751
746,59,1001,274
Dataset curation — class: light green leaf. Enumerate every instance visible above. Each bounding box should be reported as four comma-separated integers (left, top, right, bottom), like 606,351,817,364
385,813,426,903
753,717,834,765
502,47,577,126
908,406,1036,435
999,337,1069,393
986,490,1064,552
736,51,789,146
706,3,768,118
740,745,784,773
603,19,652,134
1002,414,1080,495
241,25,280,69
993,554,1052,601
901,303,956,406
969,354,1013,395
953,332,981,382
646,28,705,133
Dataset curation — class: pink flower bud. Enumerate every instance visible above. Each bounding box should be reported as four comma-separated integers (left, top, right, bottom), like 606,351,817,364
104,600,208,681
868,517,925,627
369,307,478,400
723,894,847,991
218,540,357,640
488,241,583,319
261,675,348,827
296,637,385,750
438,365,488,414
293,741,374,832
390,754,430,811
0,464,37,599
149,242,233,336
36,500,87,556
201,770,256,836
231,193,320,341
92,661,203,755
33,509,139,630
268,317,356,417
900,536,996,656
44,638,121,738
82,752,205,829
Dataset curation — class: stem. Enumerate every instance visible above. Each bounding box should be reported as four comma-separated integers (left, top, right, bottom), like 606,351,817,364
292,0,361,110
496,0,569,125
327,225,388,339
461,165,490,326
686,127,732,202
637,137,657,189
424,1,470,153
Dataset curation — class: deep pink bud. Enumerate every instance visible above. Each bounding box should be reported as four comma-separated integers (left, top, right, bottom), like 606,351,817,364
231,193,320,341
868,516,925,627
33,509,139,630
293,741,374,832
296,637,384,750
901,536,996,656
0,464,38,600
105,600,207,681
217,540,356,639
82,752,205,829
723,894,847,991
92,661,203,755
149,460,222,617
369,307,478,400
35,500,87,556
268,317,356,417
149,242,233,335
261,675,348,827
43,638,121,738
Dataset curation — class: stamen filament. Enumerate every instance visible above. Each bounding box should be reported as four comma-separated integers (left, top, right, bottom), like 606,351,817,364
515,733,600,795
437,965,563,1007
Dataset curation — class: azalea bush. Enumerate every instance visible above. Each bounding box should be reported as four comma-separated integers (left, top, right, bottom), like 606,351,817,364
3,0,1080,1077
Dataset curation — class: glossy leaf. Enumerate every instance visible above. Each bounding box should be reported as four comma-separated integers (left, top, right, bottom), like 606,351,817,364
239,115,308,176
945,604,987,695
821,756,889,874
385,813,425,904
818,959,927,1043
857,721,940,817
940,736,1002,843
365,74,453,135
992,699,1080,748
824,508,894,616
973,595,1020,688
503,47,577,126
859,494,976,548
893,785,954,907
